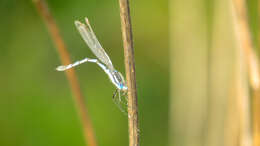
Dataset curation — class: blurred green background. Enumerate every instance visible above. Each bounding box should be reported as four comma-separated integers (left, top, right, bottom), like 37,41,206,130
0,0,168,146
1,0,259,146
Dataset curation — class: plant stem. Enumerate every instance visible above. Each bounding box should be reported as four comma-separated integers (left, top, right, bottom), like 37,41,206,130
118,0,139,146
33,1,97,146
231,0,260,145
253,1,260,145
231,0,260,90
253,90,260,146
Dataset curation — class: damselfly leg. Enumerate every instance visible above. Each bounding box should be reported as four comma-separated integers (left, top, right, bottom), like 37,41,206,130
112,89,128,114
113,89,118,100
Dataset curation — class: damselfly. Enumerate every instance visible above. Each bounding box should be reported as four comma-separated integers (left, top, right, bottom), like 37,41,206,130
56,18,128,112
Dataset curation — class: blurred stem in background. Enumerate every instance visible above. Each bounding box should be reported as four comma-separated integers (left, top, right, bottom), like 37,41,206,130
32,0,97,146
232,0,260,146
170,0,208,145
170,0,260,145
253,0,260,145
206,0,240,145
232,0,260,91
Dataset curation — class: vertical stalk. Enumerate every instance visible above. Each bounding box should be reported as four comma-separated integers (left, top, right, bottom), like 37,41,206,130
118,0,139,146
33,1,97,146
231,0,260,145
169,0,208,145
231,0,260,90
253,90,260,146
254,1,260,145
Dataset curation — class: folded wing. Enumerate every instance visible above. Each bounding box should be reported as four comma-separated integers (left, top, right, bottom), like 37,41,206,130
75,18,114,71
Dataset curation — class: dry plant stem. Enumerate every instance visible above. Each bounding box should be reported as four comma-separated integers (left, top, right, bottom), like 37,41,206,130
118,0,139,146
33,1,97,146
231,0,260,89
254,2,260,146
253,90,260,146
231,0,260,145
259,1,260,50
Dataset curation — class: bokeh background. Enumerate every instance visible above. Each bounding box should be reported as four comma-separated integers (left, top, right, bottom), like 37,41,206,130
1,0,260,146
0,0,168,146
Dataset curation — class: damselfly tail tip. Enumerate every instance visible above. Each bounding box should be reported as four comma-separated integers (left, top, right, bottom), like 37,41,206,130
85,17,89,23
56,65,66,71
74,20,82,27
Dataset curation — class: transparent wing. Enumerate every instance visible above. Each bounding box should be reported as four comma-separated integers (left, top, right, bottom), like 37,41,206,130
112,90,128,115
75,18,114,71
